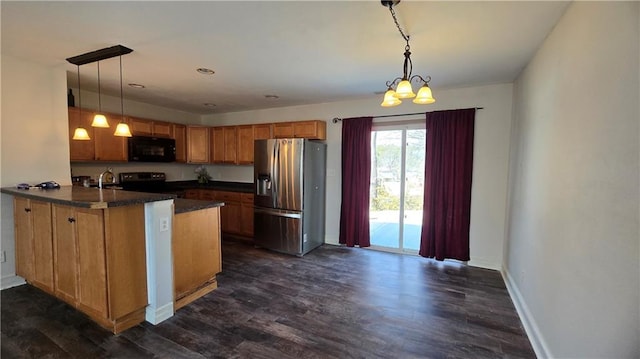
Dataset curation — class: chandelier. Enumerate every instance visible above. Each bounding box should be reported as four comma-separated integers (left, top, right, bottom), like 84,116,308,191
380,0,436,107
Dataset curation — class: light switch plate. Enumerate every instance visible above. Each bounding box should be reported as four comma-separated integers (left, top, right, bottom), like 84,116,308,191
160,217,169,232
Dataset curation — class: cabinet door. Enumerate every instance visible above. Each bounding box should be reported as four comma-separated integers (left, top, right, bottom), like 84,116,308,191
220,202,241,235
187,126,210,163
273,122,294,138
254,124,273,140
94,115,128,161
31,200,53,292
293,120,326,140
173,124,187,163
199,190,216,201
14,198,34,281
129,117,153,136
210,127,224,163
237,125,254,165
184,189,201,200
68,107,95,161
153,121,173,138
53,205,78,304
223,127,237,164
75,208,108,319
173,207,221,300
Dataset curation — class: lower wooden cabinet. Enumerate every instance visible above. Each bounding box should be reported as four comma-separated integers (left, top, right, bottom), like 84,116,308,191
173,206,221,310
184,189,253,238
14,198,54,292
14,199,148,334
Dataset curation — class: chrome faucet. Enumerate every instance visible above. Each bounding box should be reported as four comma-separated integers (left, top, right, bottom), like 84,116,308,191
98,167,114,189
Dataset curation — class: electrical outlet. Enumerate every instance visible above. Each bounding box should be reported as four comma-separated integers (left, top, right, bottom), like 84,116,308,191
160,217,169,232
1,251,6,263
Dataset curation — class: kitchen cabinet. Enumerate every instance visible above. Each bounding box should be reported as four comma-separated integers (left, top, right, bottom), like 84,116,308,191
50,203,148,333
187,126,210,163
210,127,237,164
14,198,54,292
94,115,128,162
189,189,252,238
68,107,95,161
240,193,254,237
173,124,187,163
129,117,173,138
273,120,326,140
173,206,221,310
237,124,272,165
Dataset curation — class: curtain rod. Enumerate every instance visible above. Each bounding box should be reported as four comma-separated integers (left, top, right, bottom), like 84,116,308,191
331,107,484,123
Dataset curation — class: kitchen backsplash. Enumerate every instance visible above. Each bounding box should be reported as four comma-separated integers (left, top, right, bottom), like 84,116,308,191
71,163,254,183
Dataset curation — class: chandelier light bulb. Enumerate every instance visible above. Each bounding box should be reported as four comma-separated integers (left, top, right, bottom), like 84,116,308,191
394,80,416,99
114,122,132,137
413,85,436,104
381,89,402,107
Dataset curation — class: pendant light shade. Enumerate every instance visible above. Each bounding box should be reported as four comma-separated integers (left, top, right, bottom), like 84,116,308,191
114,55,132,137
114,121,133,137
380,89,402,107
413,85,435,104
92,113,109,128
72,127,91,140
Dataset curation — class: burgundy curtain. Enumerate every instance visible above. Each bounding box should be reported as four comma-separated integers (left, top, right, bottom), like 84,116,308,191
419,109,475,261
339,117,373,247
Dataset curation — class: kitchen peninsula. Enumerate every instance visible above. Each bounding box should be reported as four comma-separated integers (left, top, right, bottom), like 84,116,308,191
0,186,224,334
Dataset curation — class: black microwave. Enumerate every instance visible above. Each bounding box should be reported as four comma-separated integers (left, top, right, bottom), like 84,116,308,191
128,136,176,162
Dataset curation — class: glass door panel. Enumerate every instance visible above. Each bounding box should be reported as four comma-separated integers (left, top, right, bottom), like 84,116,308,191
369,126,425,253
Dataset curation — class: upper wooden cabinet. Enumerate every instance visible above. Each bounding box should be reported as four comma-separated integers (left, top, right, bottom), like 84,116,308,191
273,120,326,140
68,107,95,161
129,117,173,138
186,126,210,163
173,124,187,163
211,127,237,164
237,124,273,165
94,114,128,162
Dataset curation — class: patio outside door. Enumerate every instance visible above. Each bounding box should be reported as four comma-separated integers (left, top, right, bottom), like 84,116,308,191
369,125,426,253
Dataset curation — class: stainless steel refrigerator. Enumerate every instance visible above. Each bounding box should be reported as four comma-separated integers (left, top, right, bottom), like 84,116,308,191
254,138,326,256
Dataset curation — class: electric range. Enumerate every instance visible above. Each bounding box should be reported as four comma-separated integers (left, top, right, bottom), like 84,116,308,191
119,172,185,198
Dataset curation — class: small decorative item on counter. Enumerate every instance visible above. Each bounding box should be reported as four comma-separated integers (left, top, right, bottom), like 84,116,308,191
195,166,211,184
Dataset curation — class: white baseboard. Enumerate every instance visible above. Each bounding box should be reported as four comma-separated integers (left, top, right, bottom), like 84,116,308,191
145,302,174,325
1,275,25,290
502,268,551,359
468,258,501,271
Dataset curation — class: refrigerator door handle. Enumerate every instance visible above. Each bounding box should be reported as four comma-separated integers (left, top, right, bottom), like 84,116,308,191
272,140,279,208
254,208,302,219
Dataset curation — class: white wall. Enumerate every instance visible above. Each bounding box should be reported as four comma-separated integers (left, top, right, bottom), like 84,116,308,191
505,2,639,358
205,83,514,270
1,55,71,287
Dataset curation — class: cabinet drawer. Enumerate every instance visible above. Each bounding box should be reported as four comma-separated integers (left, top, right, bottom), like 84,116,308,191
184,189,201,200
214,191,241,203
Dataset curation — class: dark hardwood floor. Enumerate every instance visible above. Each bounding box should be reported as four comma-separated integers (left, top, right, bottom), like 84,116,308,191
1,239,535,358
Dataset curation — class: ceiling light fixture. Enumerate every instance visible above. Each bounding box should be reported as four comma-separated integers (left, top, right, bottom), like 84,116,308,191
72,65,91,140
380,0,435,107
128,83,145,89
203,103,216,107
114,55,132,137
196,68,215,75
67,45,134,137
264,95,280,99
91,61,109,128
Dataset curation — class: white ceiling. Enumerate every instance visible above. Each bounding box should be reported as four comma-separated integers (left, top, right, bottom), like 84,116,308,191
2,1,570,115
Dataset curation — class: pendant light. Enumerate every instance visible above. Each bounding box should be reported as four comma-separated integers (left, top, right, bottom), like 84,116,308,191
113,55,132,137
91,61,109,128
72,65,91,140
379,0,436,107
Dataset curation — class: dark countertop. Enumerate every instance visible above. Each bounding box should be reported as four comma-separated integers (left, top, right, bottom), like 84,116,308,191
174,199,225,214
165,180,253,193
1,186,175,209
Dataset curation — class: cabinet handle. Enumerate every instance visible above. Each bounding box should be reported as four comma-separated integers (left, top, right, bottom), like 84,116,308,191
24,208,31,213
68,217,75,223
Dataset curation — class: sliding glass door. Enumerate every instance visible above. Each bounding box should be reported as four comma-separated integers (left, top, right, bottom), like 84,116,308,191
369,124,425,253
